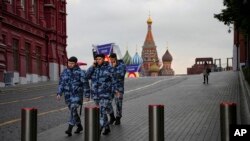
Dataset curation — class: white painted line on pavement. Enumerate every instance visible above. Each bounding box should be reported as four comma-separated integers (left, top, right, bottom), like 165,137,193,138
0,101,94,127
124,77,177,94
0,96,45,105
0,77,177,127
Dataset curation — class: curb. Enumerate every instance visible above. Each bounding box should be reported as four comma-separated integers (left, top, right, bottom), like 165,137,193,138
238,68,250,124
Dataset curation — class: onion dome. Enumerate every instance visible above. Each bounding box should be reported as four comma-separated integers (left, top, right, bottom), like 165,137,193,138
123,50,132,65
162,49,173,62
149,63,159,72
147,16,152,24
132,52,143,65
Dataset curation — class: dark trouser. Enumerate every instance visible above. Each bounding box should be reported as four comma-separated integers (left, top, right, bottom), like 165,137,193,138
94,99,113,129
114,95,123,118
203,74,208,84
68,103,81,126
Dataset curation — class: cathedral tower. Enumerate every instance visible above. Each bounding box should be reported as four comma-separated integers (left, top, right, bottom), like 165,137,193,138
141,16,159,76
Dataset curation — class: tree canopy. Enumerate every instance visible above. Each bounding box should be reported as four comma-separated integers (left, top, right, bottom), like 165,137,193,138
214,0,250,34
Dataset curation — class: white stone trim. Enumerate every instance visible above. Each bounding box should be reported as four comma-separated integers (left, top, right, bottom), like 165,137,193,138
0,82,5,87
41,76,48,81
49,63,59,81
19,77,27,84
31,74,38,83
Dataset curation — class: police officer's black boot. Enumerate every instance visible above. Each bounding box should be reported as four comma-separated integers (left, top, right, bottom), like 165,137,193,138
102,125,111,135
74,123,83,134
109,113,116,125
65,124,73,136
99,127,103,135
115,117,121,125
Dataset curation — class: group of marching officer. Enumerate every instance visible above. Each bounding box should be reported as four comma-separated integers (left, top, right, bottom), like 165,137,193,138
56,53,126,136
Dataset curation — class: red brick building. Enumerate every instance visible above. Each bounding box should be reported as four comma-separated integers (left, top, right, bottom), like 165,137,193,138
233,27,248,70
187,58,213,75
0,0,67,87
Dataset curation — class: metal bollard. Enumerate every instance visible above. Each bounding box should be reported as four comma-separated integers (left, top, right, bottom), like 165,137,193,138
85,106,100,141
220,102,237,141
21,108,37,141
149,104,164,141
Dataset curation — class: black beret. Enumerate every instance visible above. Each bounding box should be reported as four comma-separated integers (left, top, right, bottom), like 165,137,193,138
95,54,105,59
68,56,78,63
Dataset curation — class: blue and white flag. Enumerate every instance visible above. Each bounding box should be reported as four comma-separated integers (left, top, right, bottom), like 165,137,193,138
96,43,113,56
126,64,141,72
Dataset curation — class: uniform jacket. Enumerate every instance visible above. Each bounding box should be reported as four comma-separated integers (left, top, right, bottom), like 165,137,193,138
87,62,113,100
57,66,90,105
111,60,126,94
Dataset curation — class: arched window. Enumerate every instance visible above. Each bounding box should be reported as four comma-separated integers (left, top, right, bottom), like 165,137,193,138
12,39,19,71
10,0,16,14
21,0,25,9
36,47,41,75
25,42,31,73
32,0,38,18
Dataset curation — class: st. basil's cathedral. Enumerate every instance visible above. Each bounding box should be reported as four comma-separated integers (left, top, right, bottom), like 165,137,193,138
123,16,175,77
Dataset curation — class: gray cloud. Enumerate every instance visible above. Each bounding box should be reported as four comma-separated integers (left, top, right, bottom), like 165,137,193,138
67,0,233,74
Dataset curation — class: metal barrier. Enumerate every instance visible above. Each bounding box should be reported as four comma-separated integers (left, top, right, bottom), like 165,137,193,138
220,102,237,141
149,104,164,141
85,106,100,141
21,108,37,141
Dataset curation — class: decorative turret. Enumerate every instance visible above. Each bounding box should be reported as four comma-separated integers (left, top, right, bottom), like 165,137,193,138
132,52,143,65
123,50,132,65
160,47,174,76
149,63,159,72
162,49,173,62
147,16,152,24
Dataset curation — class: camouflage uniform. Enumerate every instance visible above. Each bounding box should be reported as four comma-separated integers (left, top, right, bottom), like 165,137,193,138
110,60,126,118
57,66,90,126
87,62,114,129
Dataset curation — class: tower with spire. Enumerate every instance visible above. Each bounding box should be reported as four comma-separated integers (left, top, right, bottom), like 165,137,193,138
141,15,160,76
160,45,175,76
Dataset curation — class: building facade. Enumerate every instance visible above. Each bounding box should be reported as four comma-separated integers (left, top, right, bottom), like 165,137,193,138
187,58,213,75
0,0,67,87
233,27,248,71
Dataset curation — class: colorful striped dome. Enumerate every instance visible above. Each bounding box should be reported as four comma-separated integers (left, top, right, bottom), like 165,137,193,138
132,52,143,65
123,50,132,65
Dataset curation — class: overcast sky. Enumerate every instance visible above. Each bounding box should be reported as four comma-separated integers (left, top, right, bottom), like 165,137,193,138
66,0,233,74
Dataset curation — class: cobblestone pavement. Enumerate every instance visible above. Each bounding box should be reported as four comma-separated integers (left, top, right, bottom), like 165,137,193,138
38,71,242,141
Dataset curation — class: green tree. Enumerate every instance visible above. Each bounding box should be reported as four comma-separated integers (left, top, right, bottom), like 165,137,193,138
214,0,250,34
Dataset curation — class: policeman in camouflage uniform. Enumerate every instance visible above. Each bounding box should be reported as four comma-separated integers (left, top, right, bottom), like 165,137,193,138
86,54,113,135
109,53,126,125
57,56,90,136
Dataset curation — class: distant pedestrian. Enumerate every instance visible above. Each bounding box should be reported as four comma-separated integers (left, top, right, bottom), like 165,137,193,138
56,56,90,136
109,53,126,125
86,54,114,135
203,61,210,84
